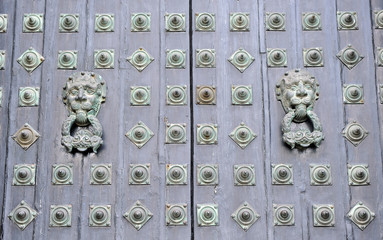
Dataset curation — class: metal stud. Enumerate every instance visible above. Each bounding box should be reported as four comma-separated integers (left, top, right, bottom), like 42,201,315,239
94,49,114,69
343,84,363,104
196,85,216,105
130,86,151,106
0,50,5,70
234,164,255,186
348,164,370,186
197,164,218,186
166,123,187,144
337,11,358,30
228,48,255,73
17,47,44,73
342,121,368,147
195,12,215,31
196,123,218,145
197,204,219,226
229,123,256,149
303,48,324,67
90,164,112,185
310,164,332,186
131,13,151,32
13,164,36,186
124,201,153,230
230,12,250,31
347,201,375,231
89,205,111,227
166,85,187,105
165,13,186,32
337,44,364,70
266,12,286,31
18,87,39,107
59,14,79,32
50,205,72,227
375,10,383,29
313,204,335,227
379,84,383,104
58,50,77,69
8,200,38,230
12,123,40,150
377,47,383,67
231,85,252,106
126,121,154,149
272,164,293,185
273,204,294,226
267,48,287,67
166,49,186,69
23,14,43,33
166,204,187,226
166,164,187,185
196,49,215,68
52,164,73,185
95,14,114,32
231,202,260,232
127,48,154,72
0,14,8,33
302,12,321,31
0,87,3,107
129,164,150,185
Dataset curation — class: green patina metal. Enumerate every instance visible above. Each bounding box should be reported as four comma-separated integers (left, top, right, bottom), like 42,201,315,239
61,72,106,153
276,69,324,149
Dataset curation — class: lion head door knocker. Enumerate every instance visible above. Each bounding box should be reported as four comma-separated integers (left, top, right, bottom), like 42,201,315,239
61,72,106,153
275,69,324,149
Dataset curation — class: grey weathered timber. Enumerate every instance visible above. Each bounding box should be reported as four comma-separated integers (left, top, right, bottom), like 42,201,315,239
1,0,383,239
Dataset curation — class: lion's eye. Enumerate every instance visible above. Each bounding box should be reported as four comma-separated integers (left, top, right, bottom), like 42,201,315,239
70,89,78,95
304,84,312,90
84,87,95,94
290,85,298,91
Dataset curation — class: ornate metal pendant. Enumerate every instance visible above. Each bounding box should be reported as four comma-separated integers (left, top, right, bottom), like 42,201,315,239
61,72,106,153
275,69,324,149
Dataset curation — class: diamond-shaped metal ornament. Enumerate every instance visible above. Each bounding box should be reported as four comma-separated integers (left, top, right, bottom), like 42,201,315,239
337,44,364,70
347,201,375,231
231,202,260,231
127,48,154,72
228,48,254,73
126,121,154,149
17,47,44,73
12,123,40,150
124,201,153,231
8,200,38,230
229,122,256,149
342,121,368,147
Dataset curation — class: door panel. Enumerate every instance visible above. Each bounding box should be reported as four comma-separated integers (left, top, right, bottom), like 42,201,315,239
1,0,383,239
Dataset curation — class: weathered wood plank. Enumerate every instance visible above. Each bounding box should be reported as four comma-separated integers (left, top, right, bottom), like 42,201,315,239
192,0,266,239
2,0,46,239
31,1,88,239
336,1,383,239
0,0,16,230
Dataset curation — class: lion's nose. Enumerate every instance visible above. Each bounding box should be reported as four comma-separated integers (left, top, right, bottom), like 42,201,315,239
296,82,307,97
75,88,86,100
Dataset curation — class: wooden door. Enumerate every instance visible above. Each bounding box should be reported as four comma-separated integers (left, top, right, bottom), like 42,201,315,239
1,0,382,239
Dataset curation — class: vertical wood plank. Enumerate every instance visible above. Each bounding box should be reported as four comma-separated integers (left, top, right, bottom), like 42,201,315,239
336,1,383,239
31,1,88,239
192,0,267,239
1,0,46,239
